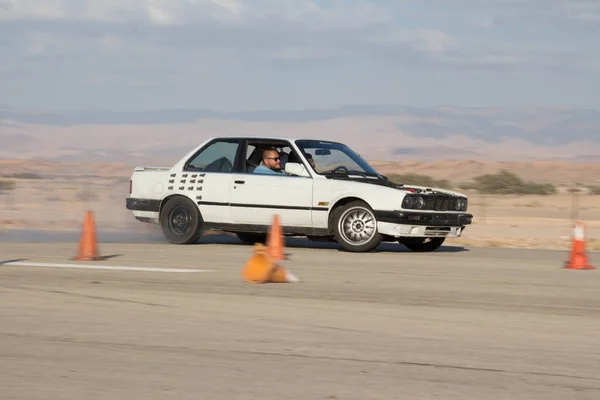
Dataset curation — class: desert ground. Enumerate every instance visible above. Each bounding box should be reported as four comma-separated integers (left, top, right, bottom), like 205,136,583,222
1,159,599,250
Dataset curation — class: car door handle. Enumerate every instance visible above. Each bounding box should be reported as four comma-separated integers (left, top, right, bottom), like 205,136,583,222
234,180,245,184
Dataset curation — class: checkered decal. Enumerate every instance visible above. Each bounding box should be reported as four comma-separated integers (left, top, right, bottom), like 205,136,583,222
166,172,206,195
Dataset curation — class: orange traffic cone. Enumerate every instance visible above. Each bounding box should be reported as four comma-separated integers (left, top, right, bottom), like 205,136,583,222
269,263,301,283
266,214,286,260
564,221,594,270
73,210,102,261
241,243,300,283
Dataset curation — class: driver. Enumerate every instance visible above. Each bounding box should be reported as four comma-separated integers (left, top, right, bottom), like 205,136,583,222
253,148,286,175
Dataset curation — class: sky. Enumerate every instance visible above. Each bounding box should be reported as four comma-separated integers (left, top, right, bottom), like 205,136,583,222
1,0,600,112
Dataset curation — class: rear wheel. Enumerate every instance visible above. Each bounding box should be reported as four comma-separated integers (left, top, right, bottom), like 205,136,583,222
332,200,383,252
160,196,204,244
400,237,445,252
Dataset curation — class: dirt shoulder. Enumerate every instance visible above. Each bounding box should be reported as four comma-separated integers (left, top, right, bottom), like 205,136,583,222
1,160,598,250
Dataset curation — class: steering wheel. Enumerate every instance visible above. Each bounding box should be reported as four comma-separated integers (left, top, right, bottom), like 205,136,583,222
332,165,349,173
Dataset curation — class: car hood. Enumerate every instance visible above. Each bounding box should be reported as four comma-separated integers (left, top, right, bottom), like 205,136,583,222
323,175,467,197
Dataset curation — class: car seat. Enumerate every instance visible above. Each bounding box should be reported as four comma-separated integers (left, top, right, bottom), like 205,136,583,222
246,147,263,173
279,152,289,169
246,159,257,173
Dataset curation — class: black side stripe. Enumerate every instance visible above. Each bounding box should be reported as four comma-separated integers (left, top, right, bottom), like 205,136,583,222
197,200,328,211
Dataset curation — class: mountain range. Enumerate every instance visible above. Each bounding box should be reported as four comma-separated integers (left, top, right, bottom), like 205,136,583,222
1,105,599,164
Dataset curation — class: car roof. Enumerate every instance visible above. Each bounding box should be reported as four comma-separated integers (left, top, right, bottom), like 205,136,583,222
209,136,344,144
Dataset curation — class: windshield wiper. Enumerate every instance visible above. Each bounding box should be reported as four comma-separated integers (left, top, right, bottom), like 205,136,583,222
322,170,347,175
323,170,379,179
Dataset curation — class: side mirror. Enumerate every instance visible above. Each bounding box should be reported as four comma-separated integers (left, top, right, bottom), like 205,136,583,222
285,162,311,177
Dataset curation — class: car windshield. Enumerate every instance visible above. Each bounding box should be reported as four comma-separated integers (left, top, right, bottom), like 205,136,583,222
295,140,381,177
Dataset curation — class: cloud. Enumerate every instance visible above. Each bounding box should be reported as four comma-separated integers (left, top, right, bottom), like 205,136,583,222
0,0,544,68
561,0,600,22
0,1,396,57
2,1,458,68
0,0,599,111
0,0,390,29
417,0,600,26
0,0,250,25
367,28,458,53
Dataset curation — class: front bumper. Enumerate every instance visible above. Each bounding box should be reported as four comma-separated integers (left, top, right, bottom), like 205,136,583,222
374,210,473,238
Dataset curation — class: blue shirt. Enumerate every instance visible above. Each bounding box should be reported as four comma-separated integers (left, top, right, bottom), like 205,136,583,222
254,165,286,175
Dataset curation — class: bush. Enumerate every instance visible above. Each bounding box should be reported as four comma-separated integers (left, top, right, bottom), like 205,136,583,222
588,185,600,195
462,170,556,195
3,172,44,179
0,180,16,193
386,173,453,189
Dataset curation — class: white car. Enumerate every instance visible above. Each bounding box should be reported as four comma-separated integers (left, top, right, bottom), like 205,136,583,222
126,136,473,252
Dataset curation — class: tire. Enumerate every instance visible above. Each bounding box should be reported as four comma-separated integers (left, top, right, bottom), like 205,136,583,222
332,200,383,252
236,232,267,245
160,196,204,244
400,237,445,252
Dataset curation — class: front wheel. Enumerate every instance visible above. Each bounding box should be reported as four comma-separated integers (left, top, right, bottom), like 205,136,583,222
332,200,383,252
160,196,204,244
400,237,445,252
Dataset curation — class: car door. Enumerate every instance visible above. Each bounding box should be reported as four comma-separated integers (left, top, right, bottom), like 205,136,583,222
229,173,314,227
181,138,242,224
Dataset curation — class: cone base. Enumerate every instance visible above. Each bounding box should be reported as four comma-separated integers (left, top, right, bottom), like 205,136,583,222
285,271,302,283
269,264,301,283
564,255,595,270
564,264,595,270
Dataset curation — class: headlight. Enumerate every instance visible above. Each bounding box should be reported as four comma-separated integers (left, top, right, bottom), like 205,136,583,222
454,199,462,211
456,198,468,211
402,194,424,209
414,196,424,209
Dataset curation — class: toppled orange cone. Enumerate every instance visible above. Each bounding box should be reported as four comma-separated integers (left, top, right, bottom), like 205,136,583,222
266,214,286,260
241,243,273,283
241,243,300,283
269,263,301,283
564,221,594,270
73,210,102,261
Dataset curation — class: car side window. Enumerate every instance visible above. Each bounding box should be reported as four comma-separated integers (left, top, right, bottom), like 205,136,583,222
185,141,239,172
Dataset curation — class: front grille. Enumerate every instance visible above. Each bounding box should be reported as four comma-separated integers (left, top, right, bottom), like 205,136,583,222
423,196,457,211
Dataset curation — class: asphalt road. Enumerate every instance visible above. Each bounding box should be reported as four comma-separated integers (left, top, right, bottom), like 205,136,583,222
1,236,599,399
